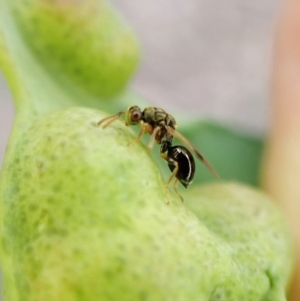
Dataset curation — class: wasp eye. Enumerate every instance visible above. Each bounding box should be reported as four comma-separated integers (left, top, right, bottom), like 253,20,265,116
131,110,142,122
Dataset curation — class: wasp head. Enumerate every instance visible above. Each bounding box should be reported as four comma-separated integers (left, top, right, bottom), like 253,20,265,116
125,106,143,126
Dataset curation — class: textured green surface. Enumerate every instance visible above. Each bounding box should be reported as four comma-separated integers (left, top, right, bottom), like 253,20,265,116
0,0,294,300
185,184,293,301
1,108,294,301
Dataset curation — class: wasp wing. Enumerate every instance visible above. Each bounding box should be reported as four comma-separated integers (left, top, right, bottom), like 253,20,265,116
165,125,219,178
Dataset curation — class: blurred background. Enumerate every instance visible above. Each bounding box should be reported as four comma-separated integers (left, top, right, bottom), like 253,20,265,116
0,0,281,165
0,1,284,299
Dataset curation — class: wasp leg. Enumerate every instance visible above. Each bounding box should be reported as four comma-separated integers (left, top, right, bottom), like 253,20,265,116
127,122,156,148
127,122,146,147
97,112,124,129
161,153,179,204
173,178,184,202
147,126,161,150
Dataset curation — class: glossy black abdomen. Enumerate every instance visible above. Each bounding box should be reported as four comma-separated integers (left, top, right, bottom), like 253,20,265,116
167,145,195,188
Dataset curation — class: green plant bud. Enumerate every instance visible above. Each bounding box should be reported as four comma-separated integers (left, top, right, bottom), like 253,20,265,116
6,0,140,98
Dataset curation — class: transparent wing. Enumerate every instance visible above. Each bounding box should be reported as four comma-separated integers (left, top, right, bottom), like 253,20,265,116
165,125,219,178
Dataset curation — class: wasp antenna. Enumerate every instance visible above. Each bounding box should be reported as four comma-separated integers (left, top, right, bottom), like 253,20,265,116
97,112,125,128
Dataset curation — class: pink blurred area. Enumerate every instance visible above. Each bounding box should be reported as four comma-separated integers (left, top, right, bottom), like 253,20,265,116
0,0,280,166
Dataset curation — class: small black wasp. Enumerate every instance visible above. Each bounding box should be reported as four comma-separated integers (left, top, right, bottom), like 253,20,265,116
98,106,219,202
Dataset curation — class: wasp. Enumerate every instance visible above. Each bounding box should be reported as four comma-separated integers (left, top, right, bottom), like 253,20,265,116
97,106,219,202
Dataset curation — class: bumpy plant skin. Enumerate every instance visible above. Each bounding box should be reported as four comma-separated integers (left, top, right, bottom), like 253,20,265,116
1,107,294,301
0,0,294,301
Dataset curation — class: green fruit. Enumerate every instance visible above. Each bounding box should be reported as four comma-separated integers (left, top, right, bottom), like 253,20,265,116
0,107,293,301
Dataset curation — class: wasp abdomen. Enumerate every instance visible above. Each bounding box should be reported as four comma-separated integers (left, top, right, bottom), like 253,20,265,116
167,145,195,188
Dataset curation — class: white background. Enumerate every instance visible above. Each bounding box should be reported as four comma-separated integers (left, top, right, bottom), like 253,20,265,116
0,0,280,164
